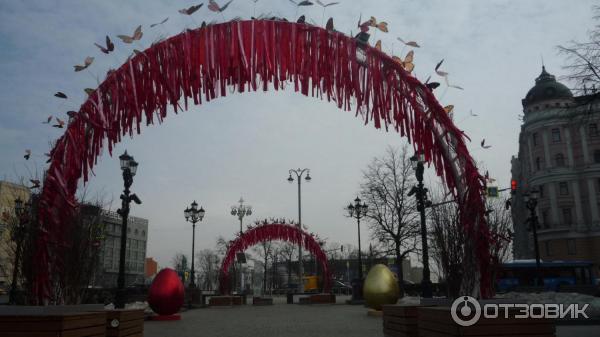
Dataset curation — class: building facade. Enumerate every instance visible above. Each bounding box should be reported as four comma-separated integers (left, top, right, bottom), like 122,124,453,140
0,181,30,288
511,67,600,276
93,210,149,287
145,257,158,278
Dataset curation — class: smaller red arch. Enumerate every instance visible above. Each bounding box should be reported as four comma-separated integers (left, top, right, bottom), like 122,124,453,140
219,223,332,294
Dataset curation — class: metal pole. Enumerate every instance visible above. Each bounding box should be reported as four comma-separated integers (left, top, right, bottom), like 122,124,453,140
297,177,303,293
530,207,542,287
116,169,131,308
9,225,23,305
190,222,196,287
417,164,433,298
240,216,244,294
357,216,363,281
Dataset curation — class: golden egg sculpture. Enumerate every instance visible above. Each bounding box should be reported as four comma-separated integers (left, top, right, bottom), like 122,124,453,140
363,264,400,310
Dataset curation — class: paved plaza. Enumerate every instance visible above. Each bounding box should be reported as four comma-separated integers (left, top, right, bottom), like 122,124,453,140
144,296,600,337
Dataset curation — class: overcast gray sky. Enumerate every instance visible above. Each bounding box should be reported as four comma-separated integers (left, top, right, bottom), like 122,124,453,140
0,0,594,268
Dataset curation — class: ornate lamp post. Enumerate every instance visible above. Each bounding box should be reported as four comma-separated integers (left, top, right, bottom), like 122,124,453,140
523,188,542,287
115,151,141,309
184,201,205,288
288,168,311,293
347,196,368,301
231,197,252,294
409,152,433,298
9,197,30,305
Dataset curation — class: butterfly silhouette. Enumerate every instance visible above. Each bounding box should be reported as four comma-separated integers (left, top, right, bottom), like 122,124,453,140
445,76,464,90
179,4,203,15
84,88,95,95
208,0,233,12
30,179,41,189
316,0,339,6
326,17,334,30
290,0,314,6
54,92,67,99
444,105,454,114
469,110,478,117
117,25,143,44
375,40,382,51
392,50,414,73
397,37,420,48
53,118,65,128
43,115,53,124
94,36,114,54
24,149,31,160
150,17,169,27
368,17,388,32
481,139,491,149
74,56,94,72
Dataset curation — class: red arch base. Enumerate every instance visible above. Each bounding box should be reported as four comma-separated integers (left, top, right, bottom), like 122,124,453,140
37,19,495,302
219,223,331,294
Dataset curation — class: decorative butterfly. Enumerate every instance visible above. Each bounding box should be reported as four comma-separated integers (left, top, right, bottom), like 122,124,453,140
74,56,94,72
30,179,41,189
94,36,114,54
67,111,78,118
392,50,414,73
179,4,203,15
481,139,491,149
297,15,306,23
117,25,143,44
150,17,169,27
426,82,440,90
208,0,233,12
290,0,314,6
397,37,420,48
375,40,382,51
316,0,339,6
444,76,464,90
443,105,454,114
325,17,334,31
368,16,388,32
469,110,478,117
24,149,31,160
43,115,53,124
84,88,94,95
53,118,65,128
54,92,67,99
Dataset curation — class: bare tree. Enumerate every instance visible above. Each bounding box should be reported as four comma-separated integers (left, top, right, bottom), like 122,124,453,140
171,253,189,280
196,249,219,291
252,238,273,294
558,5,600,94
360,145,420,296
277,242,296,285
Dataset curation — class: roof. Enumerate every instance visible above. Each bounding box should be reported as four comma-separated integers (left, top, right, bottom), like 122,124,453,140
522,66,573,107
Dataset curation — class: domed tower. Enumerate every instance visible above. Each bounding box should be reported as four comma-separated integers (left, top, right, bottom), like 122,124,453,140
511,66,600,275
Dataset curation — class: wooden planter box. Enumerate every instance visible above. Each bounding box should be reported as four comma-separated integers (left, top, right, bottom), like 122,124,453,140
382,305,420,337
309,293,335,304
0,311,107,337
104,310,144,337
417,306,556,337
252,297,273,306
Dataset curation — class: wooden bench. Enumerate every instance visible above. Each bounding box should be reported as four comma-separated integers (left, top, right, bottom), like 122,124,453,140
208,296,243,306
103,310,144,337
417,306,556,337
0,311,107,337
252,297,273,306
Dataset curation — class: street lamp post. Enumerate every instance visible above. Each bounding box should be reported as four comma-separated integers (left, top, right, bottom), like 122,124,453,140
288,168,311,294
347,196,368,301
231,197,252,294
409,153,433,298
9,197,30,305
523,188,543,287
184,201,205,288
115,151,141,309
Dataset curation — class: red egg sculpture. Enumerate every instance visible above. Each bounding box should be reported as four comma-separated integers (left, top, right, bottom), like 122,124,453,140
148,268,185,316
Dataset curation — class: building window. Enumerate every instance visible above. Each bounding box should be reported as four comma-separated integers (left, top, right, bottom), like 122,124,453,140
545,241,552,256
567,239,577,255
539,185,544,198
562,208,573,226
134,229,139,235
533,132,539,146
551,128,561,142
542,209,550,228
536,157,542,171
555,153,565,167
594,150,600,164
142,230,146,237
590,123,599,137
559,182,569,195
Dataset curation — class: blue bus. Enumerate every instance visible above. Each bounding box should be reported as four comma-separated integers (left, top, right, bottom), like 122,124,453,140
496,260,596,292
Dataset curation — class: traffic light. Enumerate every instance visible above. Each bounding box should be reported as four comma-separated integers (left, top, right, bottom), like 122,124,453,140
511,179,517,195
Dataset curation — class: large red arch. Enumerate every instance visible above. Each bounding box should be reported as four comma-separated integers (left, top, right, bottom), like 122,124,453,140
36,19,493,302
219,223,331,294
